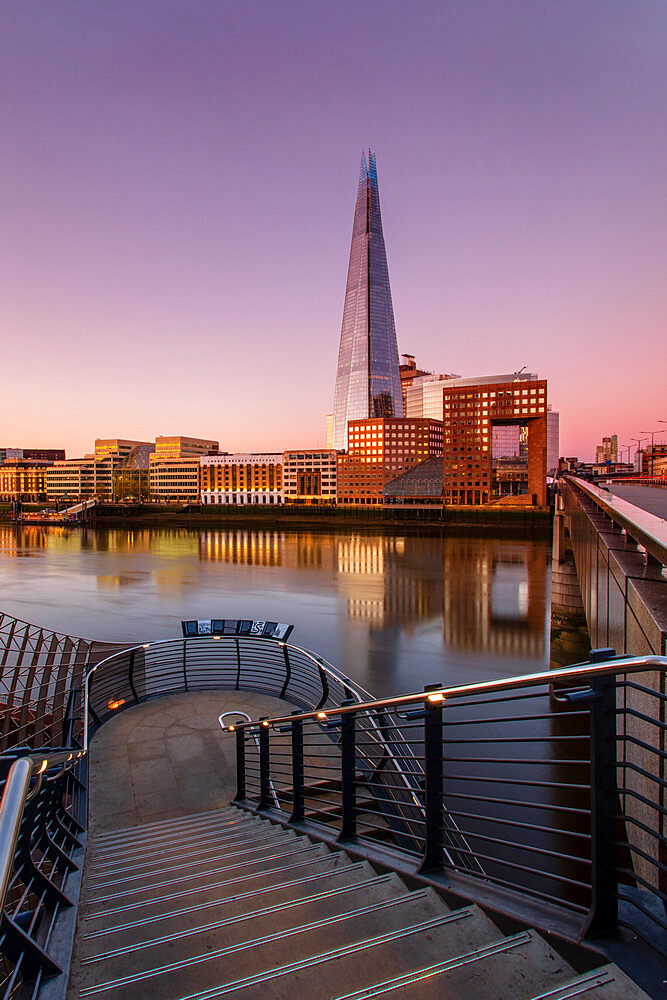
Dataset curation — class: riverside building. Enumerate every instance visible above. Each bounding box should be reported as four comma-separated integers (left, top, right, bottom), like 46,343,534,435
282,450,337,504
442,378,548,506
337,417,443,505
200,454,283,506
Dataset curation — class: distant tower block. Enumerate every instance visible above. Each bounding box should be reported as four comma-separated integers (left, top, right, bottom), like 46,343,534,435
332,150,404,450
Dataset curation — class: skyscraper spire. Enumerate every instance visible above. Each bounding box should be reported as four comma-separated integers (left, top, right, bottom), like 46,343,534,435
331,150,403,450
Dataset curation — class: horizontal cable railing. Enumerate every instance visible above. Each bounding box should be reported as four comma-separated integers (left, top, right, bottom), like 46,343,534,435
82,635,374,747
225,653,667,963
0,749,87,999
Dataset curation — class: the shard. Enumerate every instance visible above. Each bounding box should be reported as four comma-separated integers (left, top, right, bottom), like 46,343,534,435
332,150,403,450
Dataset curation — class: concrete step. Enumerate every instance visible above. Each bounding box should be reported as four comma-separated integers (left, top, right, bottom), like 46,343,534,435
525,965,653,999
73,898,500,1000
325,931,575,1000
87,814,269,866
78,871,417,961
82,860,379,945
87,823,290,875
88,809,253,857
85,829,299,889
90,806,245,847
82,840,329,910
81,848,353,925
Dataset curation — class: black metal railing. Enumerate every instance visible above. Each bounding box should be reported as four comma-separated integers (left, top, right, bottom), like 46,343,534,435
0,749,86,999
227,652,667,965
83,636,372,745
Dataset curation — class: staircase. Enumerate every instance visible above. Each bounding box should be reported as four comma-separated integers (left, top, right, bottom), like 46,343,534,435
67,806,649,1000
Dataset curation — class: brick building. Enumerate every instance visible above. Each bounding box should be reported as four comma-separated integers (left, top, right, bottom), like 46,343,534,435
337,417,443,505
442,379,548,506
200,454,283,505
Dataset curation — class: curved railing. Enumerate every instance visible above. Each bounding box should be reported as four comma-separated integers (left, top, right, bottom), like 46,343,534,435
82,635,373,747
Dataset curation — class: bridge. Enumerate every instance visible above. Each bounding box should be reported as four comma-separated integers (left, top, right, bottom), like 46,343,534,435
556,476,666,657
0,621,665,998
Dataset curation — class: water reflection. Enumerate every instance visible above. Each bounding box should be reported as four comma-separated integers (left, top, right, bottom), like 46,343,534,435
0,524,553,694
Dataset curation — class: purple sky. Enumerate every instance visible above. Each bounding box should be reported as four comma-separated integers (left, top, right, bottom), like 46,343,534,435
2,1,666,461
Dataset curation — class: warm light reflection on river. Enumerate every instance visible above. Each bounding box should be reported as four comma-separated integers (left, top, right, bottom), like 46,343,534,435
0,525,553,696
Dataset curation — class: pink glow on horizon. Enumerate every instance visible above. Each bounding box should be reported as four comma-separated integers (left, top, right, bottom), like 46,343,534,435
1,2,665,463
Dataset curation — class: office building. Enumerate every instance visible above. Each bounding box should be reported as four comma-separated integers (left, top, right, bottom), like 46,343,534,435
46,456,119,500
94,439,151,460
331,150,403,450
200,454,283,505
154,436,219,459
282,450,337,504
0,448,65,462
406,372,540,422
595,435,618,465
337,417,443,505
442,378,548,506
149,458,201,502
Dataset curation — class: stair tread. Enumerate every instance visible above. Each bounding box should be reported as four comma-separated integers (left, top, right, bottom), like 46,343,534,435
78,872,425,964
79,849,354,924
525,964,654,1000
71,901,501,1000
82,860,380,943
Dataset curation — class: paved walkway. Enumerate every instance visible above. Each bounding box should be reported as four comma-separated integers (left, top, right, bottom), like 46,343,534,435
87,690,295,833
607,484,667,520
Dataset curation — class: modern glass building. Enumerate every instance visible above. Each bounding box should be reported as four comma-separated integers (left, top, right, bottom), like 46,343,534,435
331,151,403,450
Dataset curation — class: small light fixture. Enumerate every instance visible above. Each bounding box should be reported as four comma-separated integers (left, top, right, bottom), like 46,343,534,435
261,720,269,727
142,643,150,649
317,711,327,720
107,698,126,711
228,725,235,732
427,692,444,703
37,760,48,774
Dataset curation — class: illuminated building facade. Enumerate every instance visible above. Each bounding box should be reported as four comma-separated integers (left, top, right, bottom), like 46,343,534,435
442,378,548,506
94,439,150,460
0,448,65,462
595,435,619,465
46,456,119,500
0,462,49,501
200,454,283,505
149,458,201,502
331,150,403,450
154,436,219,459
282,450,337,504
337,417,443,505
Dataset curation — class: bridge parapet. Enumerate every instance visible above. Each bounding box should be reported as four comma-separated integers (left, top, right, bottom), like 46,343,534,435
558,476,666,656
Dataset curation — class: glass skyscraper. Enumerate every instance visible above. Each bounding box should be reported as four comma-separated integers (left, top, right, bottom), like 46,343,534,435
332,150,403,450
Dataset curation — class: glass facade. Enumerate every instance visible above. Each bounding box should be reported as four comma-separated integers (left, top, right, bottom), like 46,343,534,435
332,151,403,450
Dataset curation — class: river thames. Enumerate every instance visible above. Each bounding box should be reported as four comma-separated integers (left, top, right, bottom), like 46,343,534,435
0,523,583,697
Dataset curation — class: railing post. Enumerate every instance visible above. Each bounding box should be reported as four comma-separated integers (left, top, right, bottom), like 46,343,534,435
338,710,356,842
258,720,271,810
290,714,304,824
233,727,246,803
182,640,188,692
582,675,619,938
418,689,445,874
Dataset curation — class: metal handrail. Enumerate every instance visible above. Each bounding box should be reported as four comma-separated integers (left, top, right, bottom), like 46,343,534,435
218,712,279,809
227,655,667,728
0,749,85,909
563,476,667,566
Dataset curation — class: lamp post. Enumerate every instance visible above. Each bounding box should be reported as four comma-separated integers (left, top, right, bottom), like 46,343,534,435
630,437,648,476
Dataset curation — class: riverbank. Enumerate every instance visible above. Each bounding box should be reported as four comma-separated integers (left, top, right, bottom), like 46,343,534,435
0,502,552,536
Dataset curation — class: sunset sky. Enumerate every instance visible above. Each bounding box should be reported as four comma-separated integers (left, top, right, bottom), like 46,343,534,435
2,1,665,462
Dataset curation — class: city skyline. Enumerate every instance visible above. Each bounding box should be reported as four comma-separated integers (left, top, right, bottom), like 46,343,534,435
2,2,666,460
